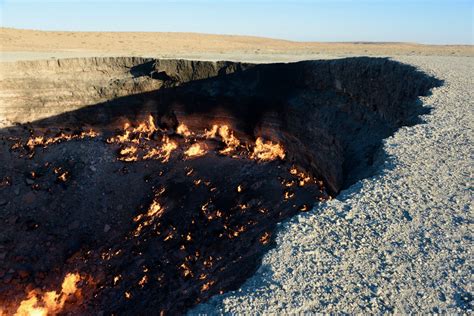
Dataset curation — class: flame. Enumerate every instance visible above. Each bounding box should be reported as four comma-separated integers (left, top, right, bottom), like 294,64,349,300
133,199,164,236
53,168,69,182
176,123,191,137
299,204,309,212
203,125,219,138
136,115,157,137
143,136,178,162
13,273,81,316
259,232,271,245
113,275,121,285
184,143,207,158
179,263,193,278
203,125,240,154
200,280,215,292
289,167,313,187
108,115,157,144
138,275,148,288
118,146,138,162
284,191,295,200
217,125,240,154
251,137,285,161
26,130,98,150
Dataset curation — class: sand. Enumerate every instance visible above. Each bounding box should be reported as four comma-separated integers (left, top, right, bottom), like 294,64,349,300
1,28,473,63
1,28,472,313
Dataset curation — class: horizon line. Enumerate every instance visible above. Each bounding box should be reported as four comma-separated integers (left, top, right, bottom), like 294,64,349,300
2,27,473,47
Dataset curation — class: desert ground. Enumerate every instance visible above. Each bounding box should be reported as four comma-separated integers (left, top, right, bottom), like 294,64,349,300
0,28,472,314
1,27,473,62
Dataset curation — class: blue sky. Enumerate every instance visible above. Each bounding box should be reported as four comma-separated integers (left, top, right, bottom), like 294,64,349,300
0,0,472,44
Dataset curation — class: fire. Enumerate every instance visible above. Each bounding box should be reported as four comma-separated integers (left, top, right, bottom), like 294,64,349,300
57,172,69,182
203,125,240,154
284,191,295,200
251,137,285,161
179,263,193,278
113,275,121,285
13,273,82,316
133,198,164,236
143,136,178,162
200,281,215,292
184,143,207,158
219,126,240,154
108,115,157,144
53,168,69,182
107,116,180,163
118,146,138,162
158,136,178,162
136,115,158,137
299,204,309,212
289,166,314,187
176,123,192,137
203,125,219,138
138,275,148,288
259,232,271,245
25,129,98,150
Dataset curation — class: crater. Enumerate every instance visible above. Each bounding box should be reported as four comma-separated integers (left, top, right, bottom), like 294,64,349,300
0,57,441,314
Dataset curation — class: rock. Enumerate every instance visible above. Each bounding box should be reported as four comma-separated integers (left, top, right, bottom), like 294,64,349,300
3,274,13,284
22,191,36,204
7,215,18,224
68,220,80,230
0,253,6,260
25,178,35,185
18,270,30,279
90,165,97,172
14,186,20,195
104,224,111,233
0,199,7,206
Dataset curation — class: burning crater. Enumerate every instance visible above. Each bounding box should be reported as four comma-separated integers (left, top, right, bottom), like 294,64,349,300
0,57,441,314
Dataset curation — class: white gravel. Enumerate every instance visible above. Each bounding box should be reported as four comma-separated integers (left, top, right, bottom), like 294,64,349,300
191,56,473,314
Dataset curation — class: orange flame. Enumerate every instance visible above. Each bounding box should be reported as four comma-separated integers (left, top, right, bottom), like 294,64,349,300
143,136,178,162
133,199,164,236
108,115,157,144
200,280,215,292
203,125,219,138
184,143,207,158
217,125,240,154
203,125,240,154
176,123,192,137
118,146,138,162
26,130,98,150
251,137,285,161
259,232,271,245
13,273,82,316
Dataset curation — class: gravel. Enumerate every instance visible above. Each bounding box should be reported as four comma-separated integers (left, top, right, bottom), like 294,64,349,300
190,56,473,313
